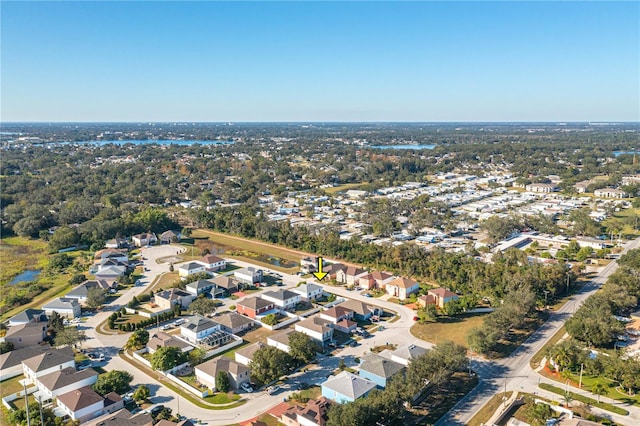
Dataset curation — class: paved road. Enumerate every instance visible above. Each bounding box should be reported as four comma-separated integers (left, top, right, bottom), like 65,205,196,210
436,237,640,426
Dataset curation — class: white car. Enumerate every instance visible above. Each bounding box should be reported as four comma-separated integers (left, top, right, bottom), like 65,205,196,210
241,383,253,393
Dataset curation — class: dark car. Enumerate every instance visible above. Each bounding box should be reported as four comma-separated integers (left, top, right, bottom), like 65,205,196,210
299,382,310,390
149,405,165,416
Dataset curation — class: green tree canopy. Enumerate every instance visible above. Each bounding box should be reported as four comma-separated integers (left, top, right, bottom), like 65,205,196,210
93,370,134,395
249,346,291,384
150,346,188,372
126,329,150,350
216,371,230,392
288,331,316,364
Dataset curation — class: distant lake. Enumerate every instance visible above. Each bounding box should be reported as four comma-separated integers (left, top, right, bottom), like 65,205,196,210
53,139,234,146
9,270,41,286
370,144,436,150
613,151,639,157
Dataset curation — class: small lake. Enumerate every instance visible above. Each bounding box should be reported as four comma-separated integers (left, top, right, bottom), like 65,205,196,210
613,151,639,157
370,144,436,150
9,270,41,286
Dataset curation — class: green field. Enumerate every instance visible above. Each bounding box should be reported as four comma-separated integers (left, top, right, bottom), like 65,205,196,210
410,312,488,348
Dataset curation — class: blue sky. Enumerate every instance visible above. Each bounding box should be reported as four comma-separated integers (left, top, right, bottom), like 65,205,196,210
1,1,638,122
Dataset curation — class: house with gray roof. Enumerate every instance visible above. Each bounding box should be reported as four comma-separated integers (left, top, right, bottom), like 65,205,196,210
321,371,376,404
234,342,267,366
8,308,47,326
185,279,220,297
66,280,112,304
215,312,255,335
261,289,300,310
338,299,381,321
56,385,105,422
36,367,98,400
211,275,239,295
22,348,76,382
291,283,324,301
1,345,70,381
3,322,48,349
179,315,223,344
42,297,81,318
358,353,404,388
390,343,428,366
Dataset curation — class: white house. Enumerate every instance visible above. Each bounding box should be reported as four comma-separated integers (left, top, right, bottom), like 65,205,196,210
180,315,223,344
234,342,267,367
42,297,81,318
131,233,157,247
260,289,300,310
56,386,105,422
594,188,627,199
22,349,76,383
390,343,428,366
178,262,208,279
234,267,263,285
198,255,227,272
294,316,334,344
194,357,250,391
267,329,295,353
36,367,98,400
384,277,419,300
291,283,324,301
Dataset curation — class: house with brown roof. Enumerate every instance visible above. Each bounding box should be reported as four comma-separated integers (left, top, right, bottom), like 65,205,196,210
154,288,193,311
280,396,332,426
323,263,347,280
211,275,239,296
237,297,275,319
160,230,181,244
384,277,419,300
147,331,194,354
36,367,98,400
199,254,226,271
56,386,105,422
235,342,267,366
22,348,76,383
427,288,459,308
416,294,437,308
295,316,334,344
319,306,354,324
357,271,394,290
338,299,381,321
87,408,153,426
132,233,157,247
195,357,250,391
267,329,296,353
335,266,367,285
215,312,255,334
334,318,357,334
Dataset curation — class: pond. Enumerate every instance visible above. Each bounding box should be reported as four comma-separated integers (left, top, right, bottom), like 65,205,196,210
8,270,41,286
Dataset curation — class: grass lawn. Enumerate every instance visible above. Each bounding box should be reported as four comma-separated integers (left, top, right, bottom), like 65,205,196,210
538,383,629,415
253,413,281,426
410,312,488,347
0,376,27,398
204,392,241,404
466,392,510,426
602,207,640,239
323,183,365,195
148,271,179,293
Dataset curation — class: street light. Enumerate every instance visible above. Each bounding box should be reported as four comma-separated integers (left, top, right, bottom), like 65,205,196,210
543,290,549,310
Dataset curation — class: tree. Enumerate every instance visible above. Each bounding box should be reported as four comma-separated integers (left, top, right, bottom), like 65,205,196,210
590,382,607,403
93,370,134,395
524,401,553,426
126,329,150,350
216,371,230,392
188,347,206,366
48,226,80,252
86,287,107,309
7,402,58,426
48,311,65,333
189,297,218,316
288,331,316,365
132,384,151,402
565,296,625,347
442,299,463,316
150,346,188,372
54,327,87,348
48,253,72,271
69,273,87,286
249,346,291,384
261,313,278,326
0,341,14,354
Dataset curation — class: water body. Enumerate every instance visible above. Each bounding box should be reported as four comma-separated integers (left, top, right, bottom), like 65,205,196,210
9,270,41,286
52,139,234,146
613,151,639,157
370,144,436,150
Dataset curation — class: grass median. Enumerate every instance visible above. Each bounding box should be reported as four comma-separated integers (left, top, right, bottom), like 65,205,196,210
538,383,629,416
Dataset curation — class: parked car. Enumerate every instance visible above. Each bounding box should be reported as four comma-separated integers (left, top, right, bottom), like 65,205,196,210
241,382,253,393
266,385,280,395
149,405,165,416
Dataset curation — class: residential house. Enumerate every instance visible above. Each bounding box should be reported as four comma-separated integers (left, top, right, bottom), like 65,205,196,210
357,271,394,290
319,306,354,324
574,180,593,194
199,254,227,272
334,319,357,334
416,294,437,308
132,233,157,247
66,280,112,304
104,238,128,249
234,342,267,367
323,263,346,280
36,367,98,400
358,353,404,388
291,283,324,301
8,309,47,326
56,386,105,422
280,396,331,426
154,288,193,311
321,371,376,404
2,322,48,349
94,249,129,264
180,315,223,344
160,230,181,244
215,312,255,335
42,297,81,318
147,332,193,354
576,237,609,250
22,349,76,383
384,277,419,300
87,410,153,426
0,345,68,381
427,288,459,308
267,329,295,353
261,289,300,310
390,343,428,366
295,316,334,344
195,357,250,391
525,183,557,193
234,267,263,285
237,297,275,319
93,265,127,280
178,262,207,280
338,299,381,321
335,266,367,285
185,279,218,297
594,188,628,199
211,275,239,296
300,256,320,274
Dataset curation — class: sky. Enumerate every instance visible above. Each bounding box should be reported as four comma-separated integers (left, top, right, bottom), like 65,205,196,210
1,1,638,122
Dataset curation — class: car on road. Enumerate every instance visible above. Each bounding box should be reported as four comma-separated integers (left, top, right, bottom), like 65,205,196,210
148,405,165,416
266,385,280,395
298,382,310,390
413,316,419,321
241,382,253,393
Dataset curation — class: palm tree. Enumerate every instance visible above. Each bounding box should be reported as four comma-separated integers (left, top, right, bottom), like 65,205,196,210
562,391,574,408
591,382,607,403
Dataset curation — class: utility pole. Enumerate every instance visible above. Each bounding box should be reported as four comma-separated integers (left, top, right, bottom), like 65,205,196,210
37,394,44,426
23,381,31,426
579,363,584,388
543,290,549,310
